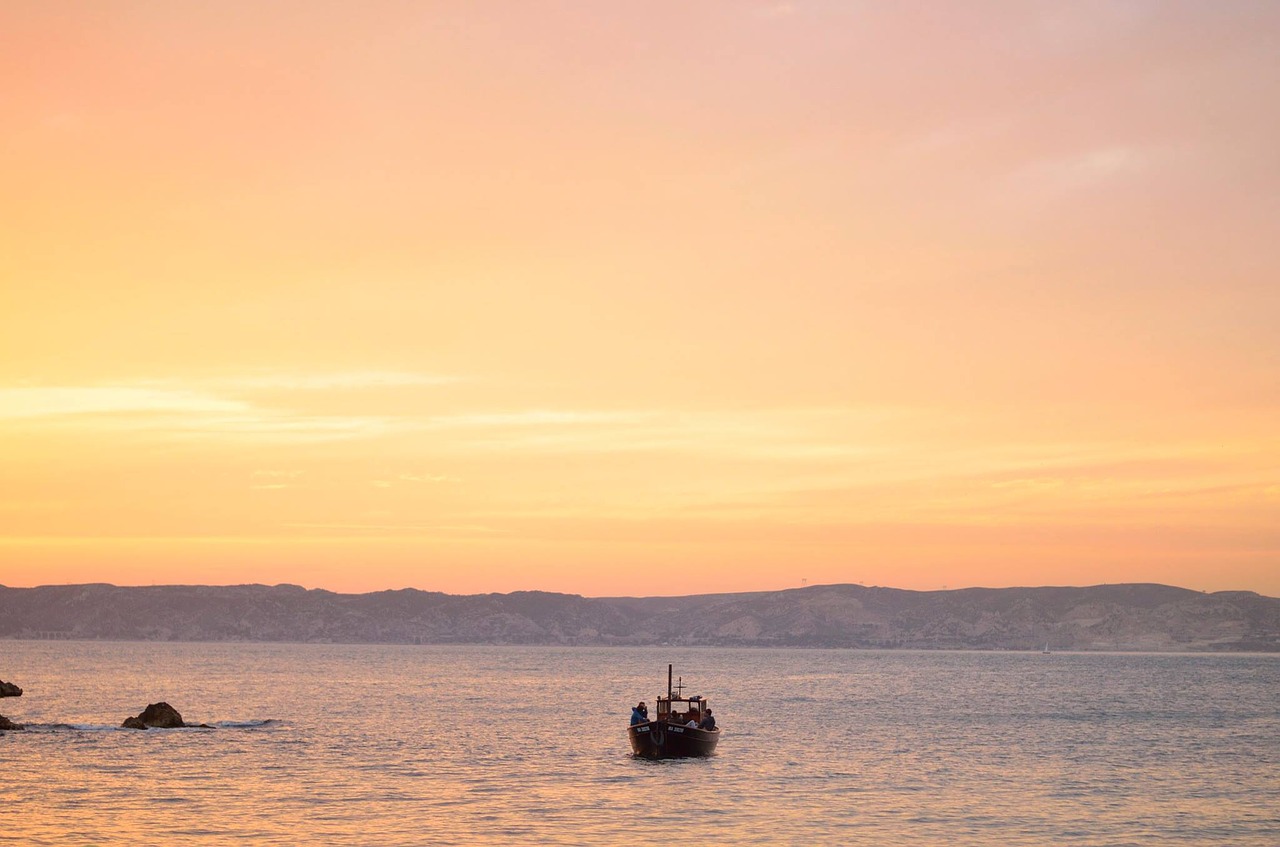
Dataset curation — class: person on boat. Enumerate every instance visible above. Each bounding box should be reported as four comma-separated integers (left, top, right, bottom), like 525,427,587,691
698,709,716,731
630,703,649,725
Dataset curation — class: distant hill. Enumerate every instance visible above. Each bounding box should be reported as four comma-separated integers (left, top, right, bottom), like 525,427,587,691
1,582,1277,651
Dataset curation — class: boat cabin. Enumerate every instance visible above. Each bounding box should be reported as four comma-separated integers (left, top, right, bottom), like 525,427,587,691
657,694,710,724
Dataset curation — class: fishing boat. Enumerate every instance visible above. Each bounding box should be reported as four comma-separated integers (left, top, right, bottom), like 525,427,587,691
627,665,720,759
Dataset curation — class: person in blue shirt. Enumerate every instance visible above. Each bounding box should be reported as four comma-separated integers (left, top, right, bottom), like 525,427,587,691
698,708,716,731
630,702,649,725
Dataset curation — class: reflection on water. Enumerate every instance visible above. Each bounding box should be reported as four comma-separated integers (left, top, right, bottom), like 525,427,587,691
3,643,1278,845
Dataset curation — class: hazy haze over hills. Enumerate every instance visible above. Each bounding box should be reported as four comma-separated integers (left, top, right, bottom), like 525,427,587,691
2,583,1277,652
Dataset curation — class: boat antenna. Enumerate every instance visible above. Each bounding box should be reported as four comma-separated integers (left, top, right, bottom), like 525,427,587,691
667,664,673,699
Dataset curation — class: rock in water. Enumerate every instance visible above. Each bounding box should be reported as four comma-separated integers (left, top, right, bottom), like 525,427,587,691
122,702,185,729
0,714,23,731
0,680,22,698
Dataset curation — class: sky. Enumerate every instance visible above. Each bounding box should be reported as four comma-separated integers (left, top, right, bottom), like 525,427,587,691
2,1,1278,597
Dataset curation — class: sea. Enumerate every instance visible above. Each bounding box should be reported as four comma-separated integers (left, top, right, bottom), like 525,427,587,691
1,643,1277,846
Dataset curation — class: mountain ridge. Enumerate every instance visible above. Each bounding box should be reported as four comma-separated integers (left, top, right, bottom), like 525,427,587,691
1,582,1277,651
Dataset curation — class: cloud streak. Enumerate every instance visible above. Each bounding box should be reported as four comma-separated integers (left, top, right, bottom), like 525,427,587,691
220,371,463,391
0,386,247,419
0,373,459,442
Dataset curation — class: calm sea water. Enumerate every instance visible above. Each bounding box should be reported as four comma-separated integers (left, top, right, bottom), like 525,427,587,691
1,643,1277,845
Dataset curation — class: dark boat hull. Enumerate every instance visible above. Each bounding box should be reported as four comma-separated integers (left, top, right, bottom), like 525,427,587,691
628,722,720,759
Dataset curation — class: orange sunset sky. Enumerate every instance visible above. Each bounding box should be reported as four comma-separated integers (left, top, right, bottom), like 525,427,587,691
2,2,1278,597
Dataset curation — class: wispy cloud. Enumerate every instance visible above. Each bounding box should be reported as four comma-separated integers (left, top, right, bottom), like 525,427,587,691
251,469,303,490
424,410,641,429
282,522,502,535
420,407,906,458
756,2,797,19
1011,145,1165,196
0,386,246,419
0,372,458,442
371,473,457,487
219,371,463,390
0,369,462,416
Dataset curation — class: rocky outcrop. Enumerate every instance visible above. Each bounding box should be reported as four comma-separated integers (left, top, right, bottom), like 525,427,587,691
0,680,22,697
122,702,185,729
0,714,23,731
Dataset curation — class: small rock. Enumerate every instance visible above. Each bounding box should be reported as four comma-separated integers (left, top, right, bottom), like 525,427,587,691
122,702,185,729
0,714,23,731
0,680,22,698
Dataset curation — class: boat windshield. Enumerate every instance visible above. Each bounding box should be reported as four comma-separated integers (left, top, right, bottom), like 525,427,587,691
660,698,707,718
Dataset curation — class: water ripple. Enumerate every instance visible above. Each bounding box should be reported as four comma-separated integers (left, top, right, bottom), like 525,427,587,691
1,644,1277,845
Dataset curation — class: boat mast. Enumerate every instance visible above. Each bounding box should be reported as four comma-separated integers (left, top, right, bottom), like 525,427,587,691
668,664,673,700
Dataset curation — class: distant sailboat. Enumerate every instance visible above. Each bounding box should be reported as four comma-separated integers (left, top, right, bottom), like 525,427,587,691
1041,642,1051,654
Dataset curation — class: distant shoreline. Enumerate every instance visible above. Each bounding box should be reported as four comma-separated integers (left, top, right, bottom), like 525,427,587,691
3,581,1277,653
